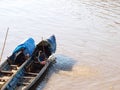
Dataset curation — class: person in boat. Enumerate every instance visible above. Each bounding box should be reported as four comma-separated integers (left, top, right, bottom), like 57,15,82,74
37,50,47,65
29,50,47,72
14,48,29,66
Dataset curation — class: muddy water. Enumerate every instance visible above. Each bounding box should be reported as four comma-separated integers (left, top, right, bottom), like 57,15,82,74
0,0,120,90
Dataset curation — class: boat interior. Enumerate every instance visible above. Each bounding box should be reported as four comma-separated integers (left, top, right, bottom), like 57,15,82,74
0,53,25,88
13,40,52,89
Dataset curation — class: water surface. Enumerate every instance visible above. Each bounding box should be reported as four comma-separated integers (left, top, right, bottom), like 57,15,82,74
0,0,120,90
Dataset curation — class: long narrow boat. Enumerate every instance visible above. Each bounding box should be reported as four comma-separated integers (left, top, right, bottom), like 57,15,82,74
0,38,35,89
2,35,56,90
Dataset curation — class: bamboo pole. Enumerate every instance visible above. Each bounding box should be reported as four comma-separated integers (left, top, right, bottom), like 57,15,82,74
0,28,9,62
42,37,46,58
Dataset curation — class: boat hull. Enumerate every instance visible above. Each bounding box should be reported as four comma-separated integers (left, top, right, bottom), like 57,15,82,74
2,35,56,90
0,38,35,90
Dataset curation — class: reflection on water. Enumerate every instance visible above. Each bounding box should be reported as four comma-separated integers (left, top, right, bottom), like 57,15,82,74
0,0,120,90
36,54,76,90
37,55,99,90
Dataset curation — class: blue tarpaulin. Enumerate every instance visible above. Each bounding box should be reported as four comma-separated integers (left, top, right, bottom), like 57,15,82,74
13,38,35,56
47,35,56,53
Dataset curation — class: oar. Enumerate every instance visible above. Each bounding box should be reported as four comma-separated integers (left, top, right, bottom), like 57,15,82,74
0,28,9,62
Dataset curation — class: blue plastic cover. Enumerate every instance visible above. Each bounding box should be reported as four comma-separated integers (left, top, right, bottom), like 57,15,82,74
47,35,56,53
13,38,35,56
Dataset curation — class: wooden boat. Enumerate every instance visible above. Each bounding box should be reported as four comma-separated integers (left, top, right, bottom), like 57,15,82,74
0,38,35,89
1,35,56,90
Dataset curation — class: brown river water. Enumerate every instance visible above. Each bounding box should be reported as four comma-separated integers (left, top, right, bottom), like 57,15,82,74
0,0,120,90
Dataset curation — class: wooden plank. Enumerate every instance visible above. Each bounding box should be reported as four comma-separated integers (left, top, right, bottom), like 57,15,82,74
10,65,18,67
0,82,5,84
0,70,13,74
0,78,8,82
22,76,34,79
25,72,38,76
18,82,30,86
10,65,18,70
